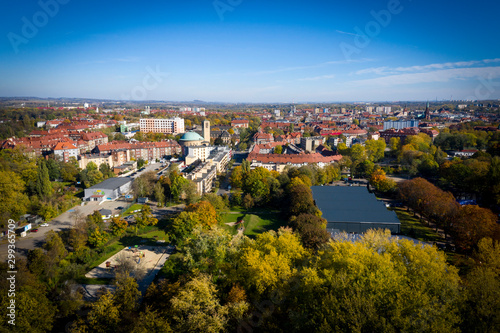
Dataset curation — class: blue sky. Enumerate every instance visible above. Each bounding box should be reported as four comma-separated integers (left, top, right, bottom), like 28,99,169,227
0,0,499,102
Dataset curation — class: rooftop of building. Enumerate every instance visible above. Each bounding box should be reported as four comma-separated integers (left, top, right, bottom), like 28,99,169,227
311,186,400,225
86,177,133,190
179,131,205,142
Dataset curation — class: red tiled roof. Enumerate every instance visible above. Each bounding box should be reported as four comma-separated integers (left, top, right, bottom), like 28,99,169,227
54,142,77,150
96,140,180,152
81,131,107,141
249,152,342,164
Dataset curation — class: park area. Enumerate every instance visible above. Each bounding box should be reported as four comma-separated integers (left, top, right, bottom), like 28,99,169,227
82,243,171,298
85,245,168,280
220,210,287,237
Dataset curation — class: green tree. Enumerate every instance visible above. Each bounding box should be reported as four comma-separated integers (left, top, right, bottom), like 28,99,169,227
274,145,283,154
0,170,29,221
99,163,114,179
69,219,88,255
87,209,104,227
462,238,500,333
86,161,98,171
201,193,227,211
170,211,200,243
132,171,156,198
241,194,253,210
230,166,244,189
0,262,56,332
43,230,68,264
288,230,462,332
389,137,401,154
365,139,386,162
88,227,109,248
110,217,128,236
350,143,367,163
132,307,172,333
46,158,61,180
35,160,52,198
228,228,308,295
154,181,165,207
60,157,79,182
289,213,330,249
81,291,121,333
114,276,141,315
286,184,319,217
183,227,232,276
85,169,104,188
137,158,147,169
136,205,158,229
170,275,228,332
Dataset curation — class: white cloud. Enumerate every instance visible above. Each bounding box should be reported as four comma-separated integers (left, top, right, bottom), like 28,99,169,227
354,58,500,76
297,74,336,81
354,67,389,75
350,66,500,86
241,58,373,76
335,30,362,37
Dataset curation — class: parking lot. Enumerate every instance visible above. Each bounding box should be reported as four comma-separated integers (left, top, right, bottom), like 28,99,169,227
0,198,133,260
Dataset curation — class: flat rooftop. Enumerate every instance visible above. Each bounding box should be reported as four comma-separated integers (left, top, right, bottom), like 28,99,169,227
312,186,400,233
87,177,133,190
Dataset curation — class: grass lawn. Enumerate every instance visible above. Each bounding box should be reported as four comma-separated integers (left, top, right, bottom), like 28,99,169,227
219,210,287,237
393,207,443,243
122,203,143,216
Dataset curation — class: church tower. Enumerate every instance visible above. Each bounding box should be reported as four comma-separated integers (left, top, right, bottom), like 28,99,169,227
203,120,210,143
425,101,430,120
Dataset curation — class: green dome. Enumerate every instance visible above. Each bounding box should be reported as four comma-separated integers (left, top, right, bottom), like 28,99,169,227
179,131,204,142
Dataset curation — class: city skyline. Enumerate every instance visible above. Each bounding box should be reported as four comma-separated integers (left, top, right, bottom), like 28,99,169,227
1,0,499,103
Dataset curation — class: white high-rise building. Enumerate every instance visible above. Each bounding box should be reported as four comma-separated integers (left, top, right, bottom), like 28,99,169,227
140,117,185,134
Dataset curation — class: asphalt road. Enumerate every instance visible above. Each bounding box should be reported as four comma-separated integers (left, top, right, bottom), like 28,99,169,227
1,162,174,261
0,199,132,260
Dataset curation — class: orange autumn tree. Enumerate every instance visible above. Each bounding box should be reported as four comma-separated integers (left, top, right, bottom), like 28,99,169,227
185,200,219,228
453,205,499,252
369,168,396,193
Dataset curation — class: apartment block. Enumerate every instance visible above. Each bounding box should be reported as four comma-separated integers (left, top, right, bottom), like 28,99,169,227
140,117,185,134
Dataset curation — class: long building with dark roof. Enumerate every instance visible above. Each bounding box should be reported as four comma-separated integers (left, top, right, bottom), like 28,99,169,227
312,186,400,234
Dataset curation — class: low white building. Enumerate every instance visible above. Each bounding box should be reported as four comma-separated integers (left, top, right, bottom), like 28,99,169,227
84,177,133,202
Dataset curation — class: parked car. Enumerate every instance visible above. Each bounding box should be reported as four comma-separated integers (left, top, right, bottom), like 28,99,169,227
116,206,124,210
31,229,38,232
40,223,49,227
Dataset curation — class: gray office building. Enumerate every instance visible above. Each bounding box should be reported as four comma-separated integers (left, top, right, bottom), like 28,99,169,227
312,186,401,234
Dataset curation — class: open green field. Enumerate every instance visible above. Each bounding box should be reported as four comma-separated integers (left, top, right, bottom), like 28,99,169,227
393,207,443,243
220,210,287,237
122,203,143,215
